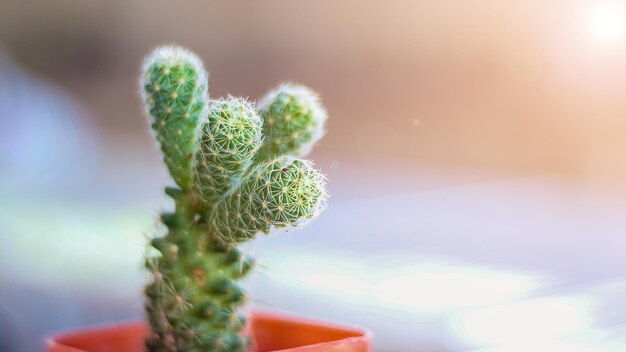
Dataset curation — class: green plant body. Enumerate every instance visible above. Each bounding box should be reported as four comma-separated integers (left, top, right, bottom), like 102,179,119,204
140,46,328,351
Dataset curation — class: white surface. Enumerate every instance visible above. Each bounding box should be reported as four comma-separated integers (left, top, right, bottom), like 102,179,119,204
244,176,626,351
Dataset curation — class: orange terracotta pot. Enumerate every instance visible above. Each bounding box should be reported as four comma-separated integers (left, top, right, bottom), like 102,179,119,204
46,310,371,352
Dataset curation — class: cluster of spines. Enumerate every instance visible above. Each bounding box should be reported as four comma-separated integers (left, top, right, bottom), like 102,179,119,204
140,46,328,352
141,47,208,190
209,157,327,243
255,84,327,162
195,97,262,206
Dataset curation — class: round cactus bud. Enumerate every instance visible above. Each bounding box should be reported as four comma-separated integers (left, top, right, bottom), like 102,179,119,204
141,46,208,190
195,97,262,205
209,156,327,243
255,84,327,161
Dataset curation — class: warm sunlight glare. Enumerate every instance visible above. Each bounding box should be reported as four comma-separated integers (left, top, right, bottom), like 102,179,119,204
451,296,593,346
584,1,626,46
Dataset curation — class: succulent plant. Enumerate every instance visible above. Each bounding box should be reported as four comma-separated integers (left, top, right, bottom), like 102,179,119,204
140,46,328,352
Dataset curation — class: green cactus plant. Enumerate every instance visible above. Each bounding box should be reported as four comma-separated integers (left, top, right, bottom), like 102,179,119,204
140,46,328,352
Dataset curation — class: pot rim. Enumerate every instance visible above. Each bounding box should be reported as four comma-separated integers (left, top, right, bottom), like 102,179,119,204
45,309,372,352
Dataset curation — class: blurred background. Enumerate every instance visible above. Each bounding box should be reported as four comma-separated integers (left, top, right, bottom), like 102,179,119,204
0,0,624,351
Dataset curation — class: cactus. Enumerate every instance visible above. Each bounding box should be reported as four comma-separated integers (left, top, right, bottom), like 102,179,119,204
141,47,208,191
255,84,327,162
140,46,328,352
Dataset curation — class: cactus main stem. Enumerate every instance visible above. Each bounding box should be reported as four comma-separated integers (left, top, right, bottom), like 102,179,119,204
145,189,253,352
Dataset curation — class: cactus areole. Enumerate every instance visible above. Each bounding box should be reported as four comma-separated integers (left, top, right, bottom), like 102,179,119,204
140,46,328,352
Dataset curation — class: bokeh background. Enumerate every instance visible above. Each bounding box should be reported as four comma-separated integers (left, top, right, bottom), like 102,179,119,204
0,1,624,351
